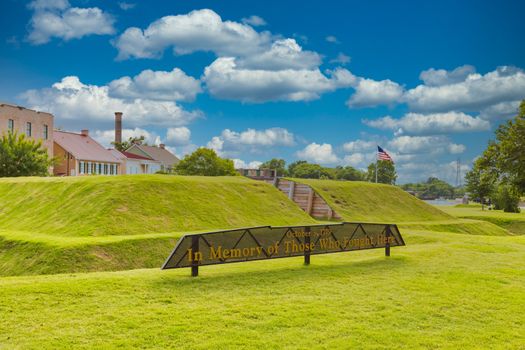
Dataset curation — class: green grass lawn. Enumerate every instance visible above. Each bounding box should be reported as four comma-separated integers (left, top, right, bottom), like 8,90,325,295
1,229,524,349
439,205,525,235
290,179,512,236
1,177,524,348
0,175,315,237
0,176,317,277
292,179,452,222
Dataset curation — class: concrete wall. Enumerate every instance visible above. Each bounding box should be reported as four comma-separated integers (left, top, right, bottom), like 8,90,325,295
0,103,54,158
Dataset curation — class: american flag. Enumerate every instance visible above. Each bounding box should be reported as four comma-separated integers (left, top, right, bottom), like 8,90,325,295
377,146,394,162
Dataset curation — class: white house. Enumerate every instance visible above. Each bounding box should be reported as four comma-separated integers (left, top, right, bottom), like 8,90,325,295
109,149,162,175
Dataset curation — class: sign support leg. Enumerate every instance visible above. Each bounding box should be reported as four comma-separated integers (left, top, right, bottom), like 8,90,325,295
385,226,391,257
304,227,311,265
191,235,199,277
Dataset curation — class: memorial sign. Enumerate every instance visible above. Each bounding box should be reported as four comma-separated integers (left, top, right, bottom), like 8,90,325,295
162,222,405,276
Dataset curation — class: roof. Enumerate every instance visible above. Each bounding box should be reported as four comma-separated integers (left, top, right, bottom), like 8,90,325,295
128,144,180,165
54,131,121,163
0,102,54,116
120,151,154,160
108,148,126,161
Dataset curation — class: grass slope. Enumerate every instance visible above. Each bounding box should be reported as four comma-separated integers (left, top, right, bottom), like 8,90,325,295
0,175,315,237
1,230,524,349
439,206,525,235
292,179,510,236
0,175,316,277
293,179,452,222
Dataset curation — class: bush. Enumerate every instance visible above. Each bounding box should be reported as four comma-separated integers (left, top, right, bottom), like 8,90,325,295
493,184,521,213
175,148,237,176
0,131,53,177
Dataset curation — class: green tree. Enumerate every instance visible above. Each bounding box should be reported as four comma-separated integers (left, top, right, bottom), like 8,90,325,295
334,166,366,181
259,158,287,176
465,160,496,210
487,100,525,192
291,163,334,179
366,160,397,185
493,183,521,213
401,177,456,199
175,148,237,176
112,135,147,151
287,160,307,177
0,131,53,177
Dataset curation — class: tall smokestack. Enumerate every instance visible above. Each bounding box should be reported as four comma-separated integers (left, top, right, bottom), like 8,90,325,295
114,112,123,144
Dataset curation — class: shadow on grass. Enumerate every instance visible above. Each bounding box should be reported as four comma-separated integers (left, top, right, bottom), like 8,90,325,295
151,253,409,289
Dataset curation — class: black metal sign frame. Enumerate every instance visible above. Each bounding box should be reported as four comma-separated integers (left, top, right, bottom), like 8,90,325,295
162,222,405,276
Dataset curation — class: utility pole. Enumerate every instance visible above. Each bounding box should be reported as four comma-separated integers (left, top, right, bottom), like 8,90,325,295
456,158,461,187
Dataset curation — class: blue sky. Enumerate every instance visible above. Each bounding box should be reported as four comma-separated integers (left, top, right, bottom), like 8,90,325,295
1,0,524,183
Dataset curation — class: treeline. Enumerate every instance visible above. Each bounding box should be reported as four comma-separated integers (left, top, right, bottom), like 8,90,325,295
400,177,464,200
258,159,397,184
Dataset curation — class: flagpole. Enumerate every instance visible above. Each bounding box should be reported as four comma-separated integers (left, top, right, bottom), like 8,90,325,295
375,146,378,183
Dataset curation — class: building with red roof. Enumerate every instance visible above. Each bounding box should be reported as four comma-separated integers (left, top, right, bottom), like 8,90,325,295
53,130,121,176
109,149,162,174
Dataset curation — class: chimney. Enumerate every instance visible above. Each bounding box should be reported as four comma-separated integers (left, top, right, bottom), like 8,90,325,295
114,112,123,144
159,143,165,149
81,129,89,136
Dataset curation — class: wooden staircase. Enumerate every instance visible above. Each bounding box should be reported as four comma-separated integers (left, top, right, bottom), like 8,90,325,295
265,178,341,220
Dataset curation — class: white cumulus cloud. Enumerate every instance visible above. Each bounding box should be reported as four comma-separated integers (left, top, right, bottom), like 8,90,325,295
21,76,202,129
27,0,115,44
342,139,377,153
419,65,476,86
330,52,351,65
406,66,525,114
347,78,404,108
363,112,490,135
232,159,263,169
203,57,356,102
388,135,465,155
241,15,266,27
296,143,339,164
108,68,201,102
166,127,191,146
207,127,296,156
113,9,271,60
236,38,321,71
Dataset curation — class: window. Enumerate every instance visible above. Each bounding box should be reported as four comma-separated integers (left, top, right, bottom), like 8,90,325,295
26,122,32,137
79,162,84,174
7,119,14,132
98,163,102,174
104,164,108,175
43,124,48,140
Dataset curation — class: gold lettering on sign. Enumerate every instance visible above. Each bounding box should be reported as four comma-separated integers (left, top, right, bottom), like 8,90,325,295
186,234,395,263
186,248,203,262
208,245,265,260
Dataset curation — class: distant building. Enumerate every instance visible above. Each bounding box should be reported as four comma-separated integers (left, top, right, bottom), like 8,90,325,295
0,102,54,158
53,130,121,176
109,149,162,175
112,111,180,172
125,143,179,172
237,168,276,180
